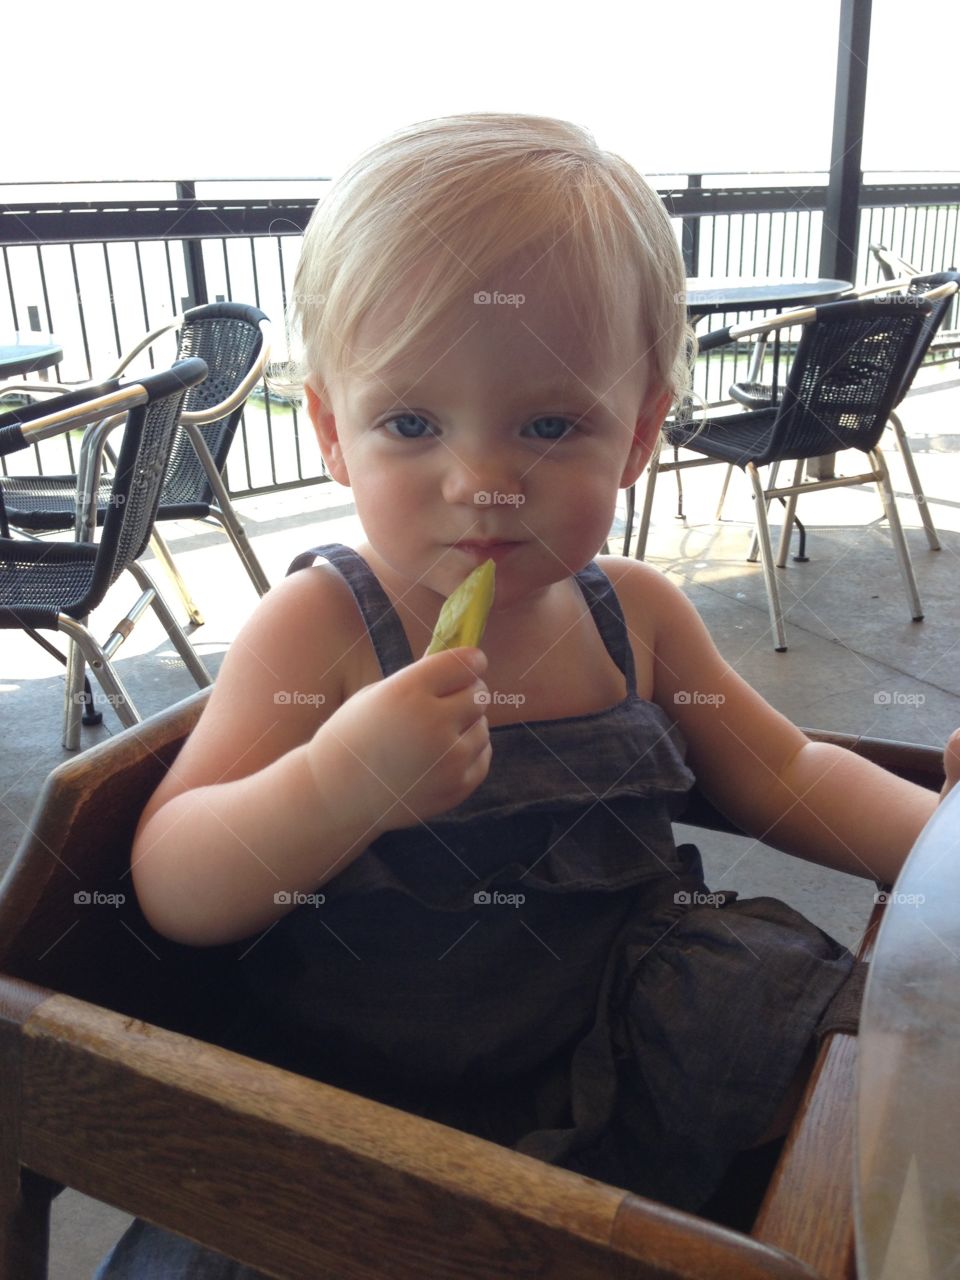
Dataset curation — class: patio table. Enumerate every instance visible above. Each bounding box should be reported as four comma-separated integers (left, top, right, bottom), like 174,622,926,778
0,331,63,380
855,781,960,1280
682,276,851,320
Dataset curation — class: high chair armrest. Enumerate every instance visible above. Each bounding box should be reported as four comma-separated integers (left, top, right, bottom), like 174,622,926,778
1,695,943,1280
750,899,885,1280
0,981,822,1280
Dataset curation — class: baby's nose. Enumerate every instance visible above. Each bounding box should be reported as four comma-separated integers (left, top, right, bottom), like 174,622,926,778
441,448,524,508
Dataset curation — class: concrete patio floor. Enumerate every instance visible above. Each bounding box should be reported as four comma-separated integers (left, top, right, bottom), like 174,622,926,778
2,371,959,1277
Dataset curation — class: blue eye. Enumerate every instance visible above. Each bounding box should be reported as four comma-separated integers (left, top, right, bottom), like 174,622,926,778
526,416,574,440
382,414,434,439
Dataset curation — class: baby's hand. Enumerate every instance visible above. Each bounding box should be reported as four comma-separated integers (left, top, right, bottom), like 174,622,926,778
306,648,491,837
940,728,960,801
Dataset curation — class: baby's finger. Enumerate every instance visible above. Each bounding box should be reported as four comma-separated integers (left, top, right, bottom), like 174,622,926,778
420,646,488,694
453,685,490,735
458,713,492,760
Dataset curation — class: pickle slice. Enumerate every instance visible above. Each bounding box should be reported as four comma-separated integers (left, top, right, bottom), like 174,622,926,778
426,558,496,654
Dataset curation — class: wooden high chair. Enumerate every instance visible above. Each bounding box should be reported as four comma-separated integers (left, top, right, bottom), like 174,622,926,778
0,689,944,1279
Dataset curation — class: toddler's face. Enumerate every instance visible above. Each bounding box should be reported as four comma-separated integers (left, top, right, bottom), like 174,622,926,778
307,251,669,610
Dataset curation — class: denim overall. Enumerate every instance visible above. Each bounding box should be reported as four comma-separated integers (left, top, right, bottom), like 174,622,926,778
94,543,854,1277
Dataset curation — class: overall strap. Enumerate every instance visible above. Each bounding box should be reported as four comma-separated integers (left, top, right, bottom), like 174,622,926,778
286,543,414,678
574,561,638,695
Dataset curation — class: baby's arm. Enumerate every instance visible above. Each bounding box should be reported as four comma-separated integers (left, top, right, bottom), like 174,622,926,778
130,566,490,947
613,559,942,885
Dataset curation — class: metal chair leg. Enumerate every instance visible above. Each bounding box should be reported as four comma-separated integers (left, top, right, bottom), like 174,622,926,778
56,567,209,750
148,528,205,626
746,463,788,652
888,410,940,551
634,438,662,561
181,425,272,596
748,459,782,562
206,506,271,595
58,617,141,749
715,464,735,519
61,632,87,751
775,460,805,568
128,561,212,688
870,448,924,622
621,484,636,557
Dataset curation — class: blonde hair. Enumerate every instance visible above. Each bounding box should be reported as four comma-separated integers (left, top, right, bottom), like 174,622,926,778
282,113,694,409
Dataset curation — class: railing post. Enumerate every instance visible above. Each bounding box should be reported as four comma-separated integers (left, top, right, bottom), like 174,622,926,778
815,0,871,480
682,175,701,277
819,0,871,285
175,181,209,310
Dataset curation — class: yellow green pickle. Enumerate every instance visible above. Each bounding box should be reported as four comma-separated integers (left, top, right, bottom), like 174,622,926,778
426,558,496,654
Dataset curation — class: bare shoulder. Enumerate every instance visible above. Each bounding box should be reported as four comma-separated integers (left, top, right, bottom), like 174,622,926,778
597,554,724,659
595,553,683,607
595,554,703,696
599,555,808,809
142,557,371,820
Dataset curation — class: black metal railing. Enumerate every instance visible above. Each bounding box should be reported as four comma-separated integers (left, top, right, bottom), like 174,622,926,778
2,174,958,494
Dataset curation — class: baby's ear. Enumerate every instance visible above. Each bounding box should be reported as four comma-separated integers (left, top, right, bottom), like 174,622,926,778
305,379,350,485
620,388,672,489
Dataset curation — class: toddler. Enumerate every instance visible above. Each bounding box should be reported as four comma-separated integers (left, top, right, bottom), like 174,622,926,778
95,113,958,1278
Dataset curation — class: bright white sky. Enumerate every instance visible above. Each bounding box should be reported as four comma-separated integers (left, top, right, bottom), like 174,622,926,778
5,0,956,184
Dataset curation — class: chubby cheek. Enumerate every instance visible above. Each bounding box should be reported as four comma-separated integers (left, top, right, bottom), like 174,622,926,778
537,472,619,559
351,473,415,542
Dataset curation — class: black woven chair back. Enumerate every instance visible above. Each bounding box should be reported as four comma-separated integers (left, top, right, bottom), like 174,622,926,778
84,359,208,610
894,269,960,405
762,297,932,465
161,302,267,510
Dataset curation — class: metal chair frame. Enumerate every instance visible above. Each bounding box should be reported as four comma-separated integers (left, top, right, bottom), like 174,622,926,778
634,291,952,652
722,273,960,555
0,363,212,749
869,244,960,359
0,303,273,625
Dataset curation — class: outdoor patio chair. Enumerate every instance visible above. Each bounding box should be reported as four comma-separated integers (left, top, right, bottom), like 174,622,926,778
0,302,273,626
632,294,941,652
720,271,960,554
0,360,212,750
0,686,944,1279
869,244,960,355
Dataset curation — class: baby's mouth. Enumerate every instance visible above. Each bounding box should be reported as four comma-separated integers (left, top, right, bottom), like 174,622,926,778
452,540,522,563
